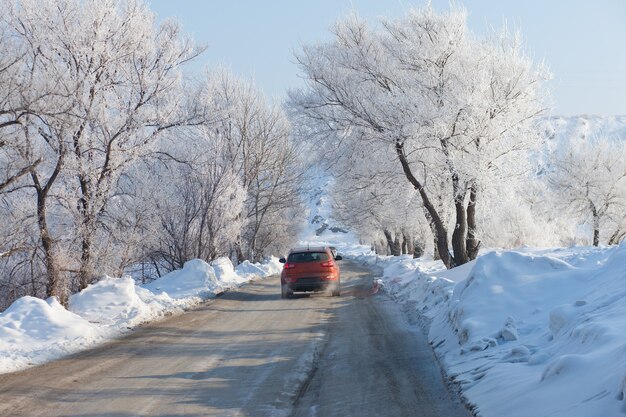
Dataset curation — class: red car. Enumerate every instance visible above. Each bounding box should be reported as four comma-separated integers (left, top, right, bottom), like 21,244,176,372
279,246,342,298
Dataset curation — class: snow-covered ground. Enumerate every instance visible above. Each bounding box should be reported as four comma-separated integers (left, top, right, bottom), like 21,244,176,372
304,184,626,417
305,230,622,416
361,245,626,417
0,256,281,374
325,236,626,417
4,159,626,417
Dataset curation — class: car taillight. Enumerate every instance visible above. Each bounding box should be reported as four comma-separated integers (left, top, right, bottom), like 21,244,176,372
321,261,335,268
284,263,296,269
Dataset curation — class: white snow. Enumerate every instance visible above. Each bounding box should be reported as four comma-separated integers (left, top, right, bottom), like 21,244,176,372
71,276,180,328
302,189,626,417
4,164,626,417
142,259,222,301
236,257,283,278
340,243,626,417
0,297,105,373
0,256,280,374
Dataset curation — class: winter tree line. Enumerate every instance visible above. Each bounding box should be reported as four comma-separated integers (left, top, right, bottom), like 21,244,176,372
0,0,305,308
1,1,625,309
288,6,626,267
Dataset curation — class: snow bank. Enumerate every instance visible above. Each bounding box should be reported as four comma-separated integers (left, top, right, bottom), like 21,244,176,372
300,169,626,417
297,186,626,416
70,277,180,328
143,259,221,300
0,256,280,375
364,243,626,417
236,256,283,278
0,296,106,373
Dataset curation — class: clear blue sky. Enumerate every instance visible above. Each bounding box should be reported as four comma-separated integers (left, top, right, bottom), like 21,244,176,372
149,0,626,116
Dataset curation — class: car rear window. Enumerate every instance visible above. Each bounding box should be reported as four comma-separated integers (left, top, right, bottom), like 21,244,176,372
287,252,329,263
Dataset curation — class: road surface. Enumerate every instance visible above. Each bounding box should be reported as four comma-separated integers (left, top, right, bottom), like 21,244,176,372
0,261,472,417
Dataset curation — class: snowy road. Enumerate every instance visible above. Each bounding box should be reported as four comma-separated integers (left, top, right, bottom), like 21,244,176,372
0,261,471,417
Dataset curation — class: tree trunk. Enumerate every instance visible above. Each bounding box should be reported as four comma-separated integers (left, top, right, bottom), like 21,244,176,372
393,233,402,256
432,236,441,260
452,196,468,266
77,179,95,291
76,190,99,290
422,204,441,260
401,234,408,255
383,229,394,255
608,229,625,245
35,186,64,305
79,231,94,290
395,142,452,268
448,158,469,266
413,239,425,258
589,201,600,246
374,239,387,255
466,184,480,260
31,160,66,305
38,196,64,304
590,200,600,246
234,241,245,264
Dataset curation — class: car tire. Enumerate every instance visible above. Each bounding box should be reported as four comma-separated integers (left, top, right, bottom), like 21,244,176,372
331,283,341,297
281,285,293,299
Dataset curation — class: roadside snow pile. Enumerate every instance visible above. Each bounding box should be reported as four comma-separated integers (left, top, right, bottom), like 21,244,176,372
143,259,222,300
0,256,279,375
370,243,626,417
0,296,106,373
142,257,282,301
70,277,179,328
236,256,283,278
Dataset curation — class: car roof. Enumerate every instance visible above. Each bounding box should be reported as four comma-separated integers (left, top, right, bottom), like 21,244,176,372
288,246,329,253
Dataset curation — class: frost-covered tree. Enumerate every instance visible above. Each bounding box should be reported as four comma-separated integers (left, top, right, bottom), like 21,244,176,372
289,6,548,268
548,137,626,246
0,1,306,309
142,124,246,272
0,0,202,303
324,134,428,256
130,70,304,274
0,18,47,193
0,9,47,293
197,70,305,262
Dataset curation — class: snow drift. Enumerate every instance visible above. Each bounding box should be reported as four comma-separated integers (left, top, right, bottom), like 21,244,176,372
0,296,105,373
0,256,281,374
362,243,626,417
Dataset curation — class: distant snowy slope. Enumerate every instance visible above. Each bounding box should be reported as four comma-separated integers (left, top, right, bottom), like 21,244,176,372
296,172,371,255
541,115,626,144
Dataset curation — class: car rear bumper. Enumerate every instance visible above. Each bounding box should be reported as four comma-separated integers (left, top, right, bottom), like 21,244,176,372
287,277,339,293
